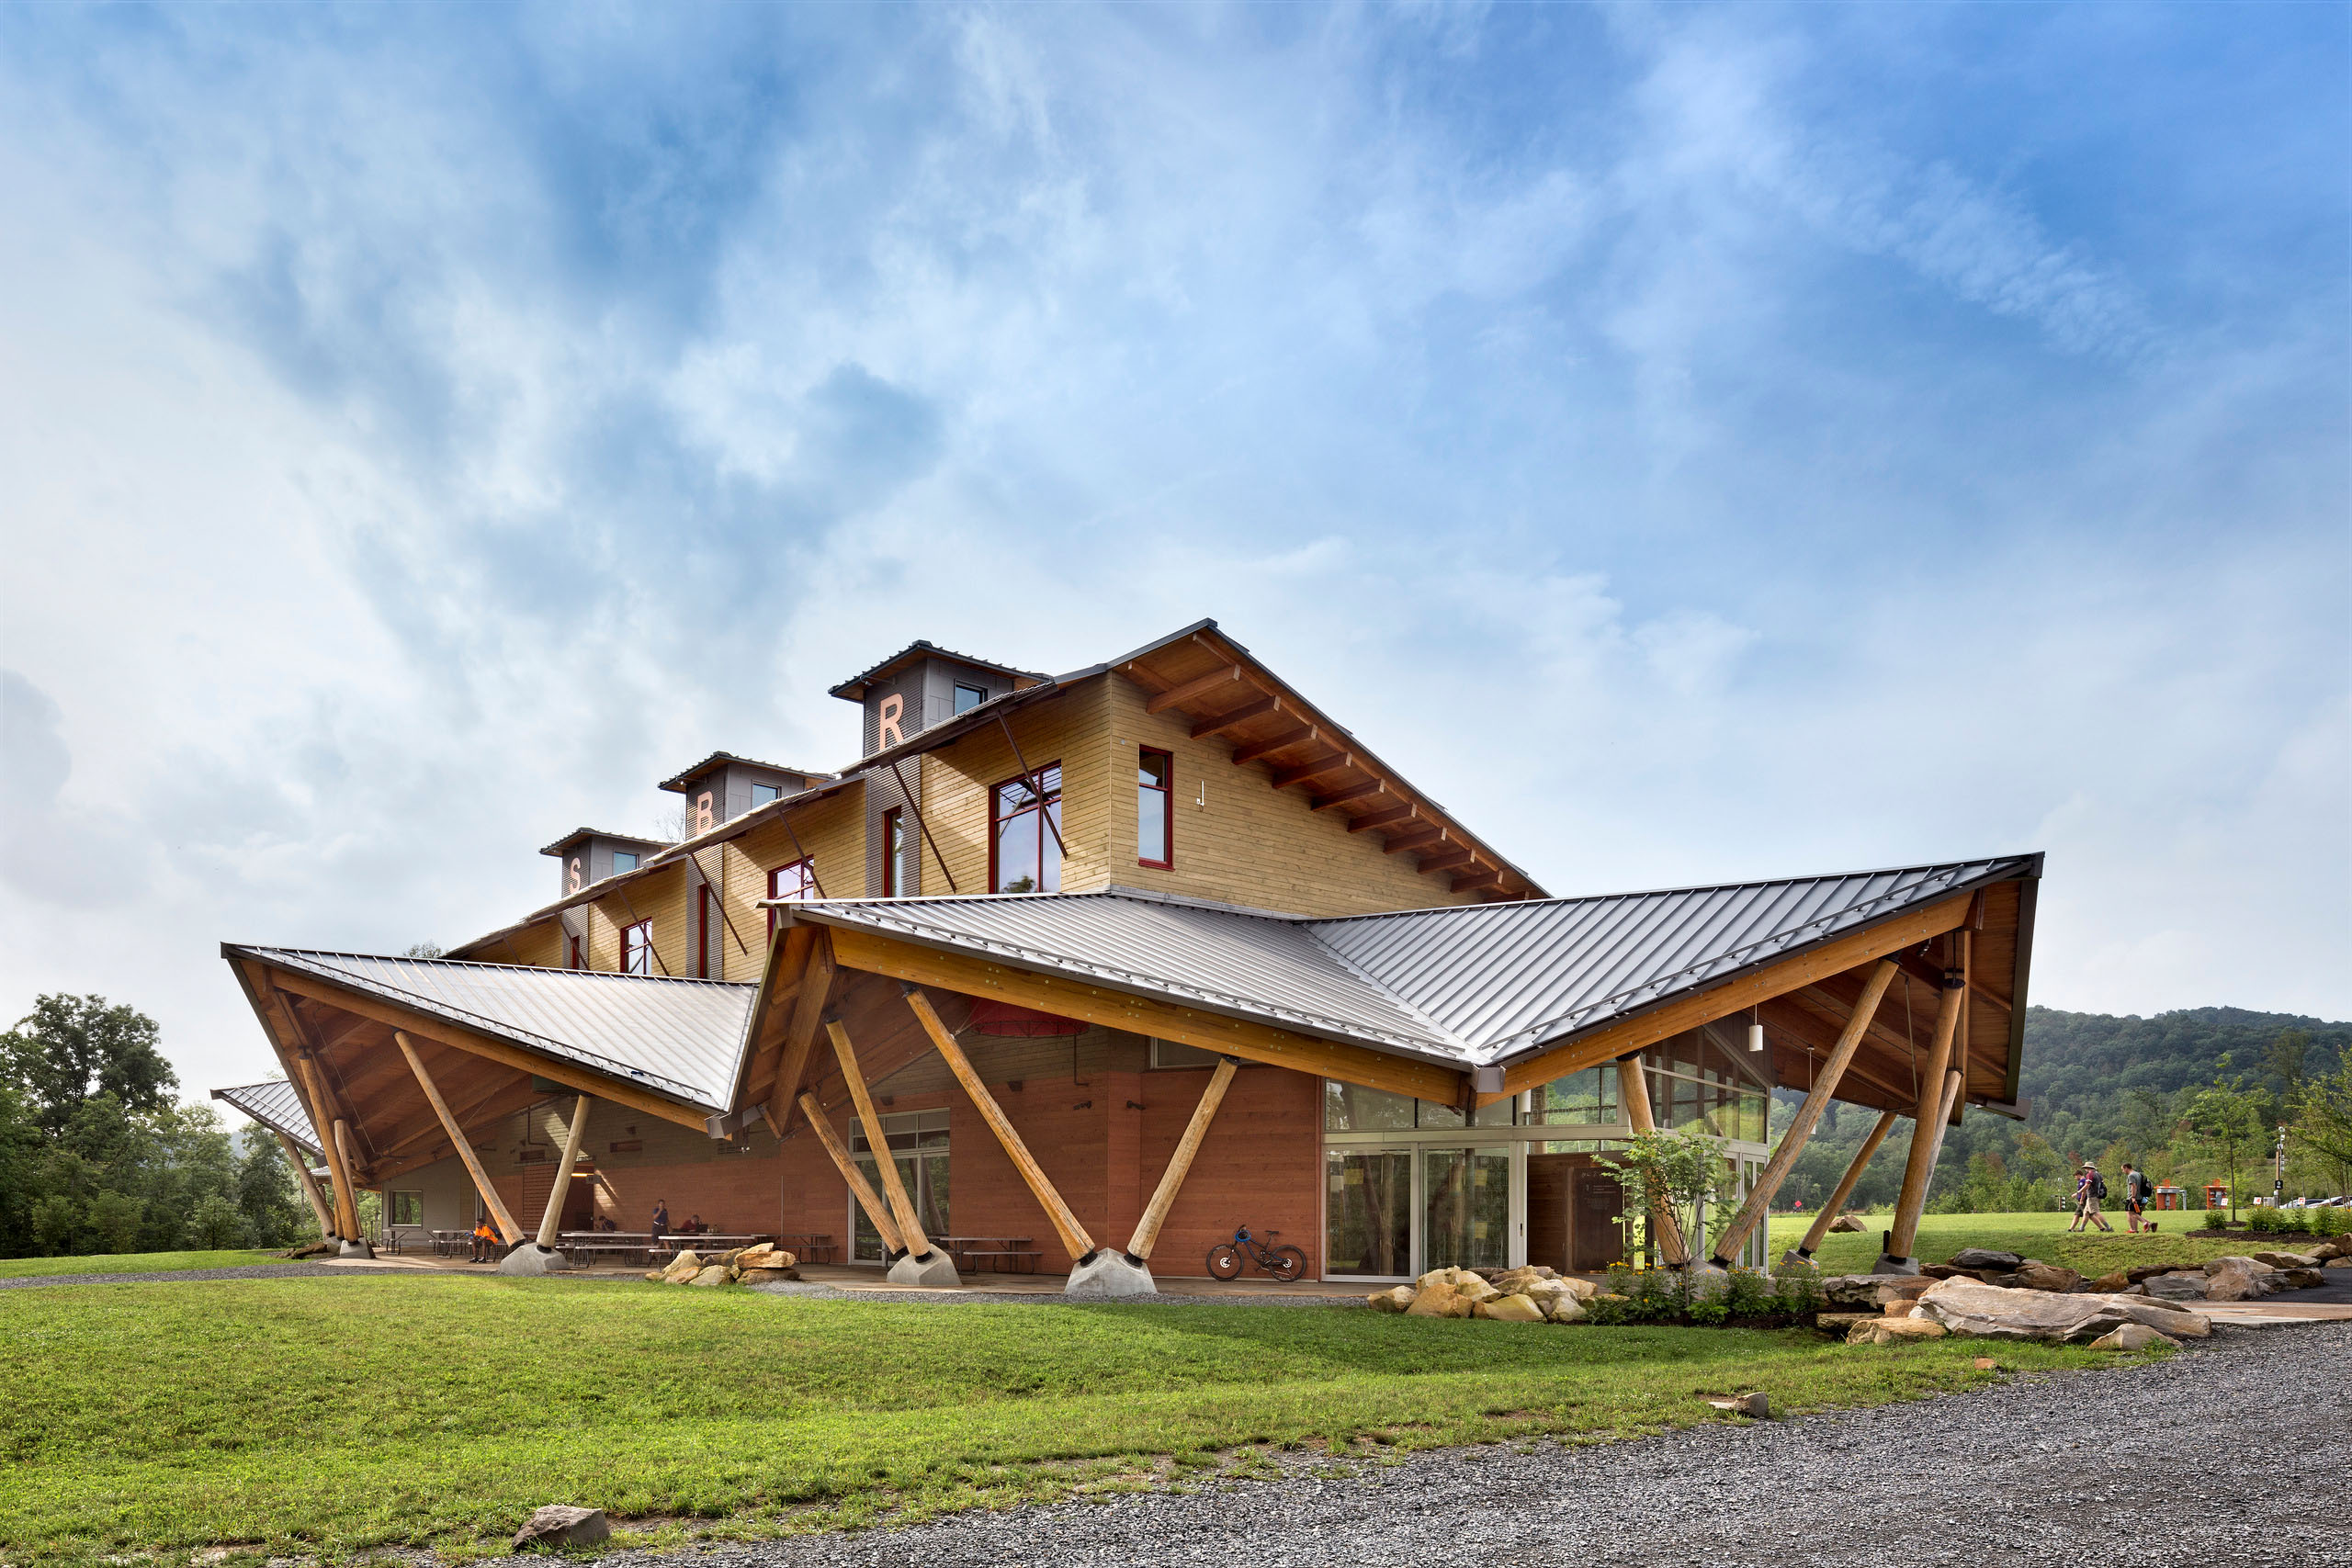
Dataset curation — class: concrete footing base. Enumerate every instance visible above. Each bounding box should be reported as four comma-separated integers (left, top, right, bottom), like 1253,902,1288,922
335,1239,376,1260
1065,1252,1158,1299
886,1250,962,1289
1780,1249,1817,1269
497,1244,574,1276
1871,1254,1920,1276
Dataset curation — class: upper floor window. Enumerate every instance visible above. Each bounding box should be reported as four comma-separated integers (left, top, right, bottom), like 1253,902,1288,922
768,859,817,933
567,932,584,970
611,851,639,874
881,807,909,897
991,762,1061,894
1137,747,1172,869
954,683,987,715
620,920,653,976
750,783,784,807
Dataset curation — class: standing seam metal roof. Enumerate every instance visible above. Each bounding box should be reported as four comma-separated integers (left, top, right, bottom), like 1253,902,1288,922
211,1078,323,1156
226,946,754,1109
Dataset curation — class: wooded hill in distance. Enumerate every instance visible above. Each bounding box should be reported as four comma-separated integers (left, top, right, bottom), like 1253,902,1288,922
1770,1005,2352,1214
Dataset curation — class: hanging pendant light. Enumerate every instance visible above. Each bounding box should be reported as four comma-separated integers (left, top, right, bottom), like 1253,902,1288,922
1747,1006,1765,1054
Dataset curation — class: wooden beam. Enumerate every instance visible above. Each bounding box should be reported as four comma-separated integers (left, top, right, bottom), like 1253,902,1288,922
1755,997,1915,1108
1884,978,1967,1262
1346,804,1417,833
275,1128,334,1241
1705,959,1898,1267
1146,664,1248,715
1309,780,1385,812
1191,694,1277,739
1269,751,1353,790
1127,1056,1238,1262
535,1095,594,1248
902,987,1095,1264
1451,867,1504,893
1228,725,1314,766
797,1092,904,1256
372,1056,514,1160
1483,891,1977,1103
264,966,712,1131
1792,1109,1902,1260
395,1032,526,1243
824,923,1464,1103
1417,847,1475,874
825,1016,935,1259
1618,1059,1686,1265
1381,826,1444,853
1793,983,1918,1062
767,929,837,1136
290,1051,360,1237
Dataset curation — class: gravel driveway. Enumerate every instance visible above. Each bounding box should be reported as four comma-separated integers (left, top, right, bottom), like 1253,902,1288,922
618,1319,2347,1568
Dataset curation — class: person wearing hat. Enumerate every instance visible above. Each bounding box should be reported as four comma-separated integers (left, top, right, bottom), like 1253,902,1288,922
2069,1162,2114,1234
2120,1161,2154,1233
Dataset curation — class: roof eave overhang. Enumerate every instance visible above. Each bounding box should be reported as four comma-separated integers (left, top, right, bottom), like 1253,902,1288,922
1486,856,2043,1075
209,1085,323,1157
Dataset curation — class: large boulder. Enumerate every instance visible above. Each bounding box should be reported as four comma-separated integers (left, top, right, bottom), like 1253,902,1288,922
1407,1283,1470,1318
1544,1294,1588,1325
659,1250,702,1284
1474,1293,1548,1323
2276,1268,2326,1290
738,1267,800,1286
2250,1250,2319,1269
1453,1274,1500,1306
1827,1214,1869,1233
512,1506,610,1552
1847,1317,1948,1346
2004,1261,2084,1293
1553,1275,1601,1302
1488,1266,1558,1294
1876,1277,1936,1307
2088,1323,2179,1352
1948,1248,2026,1270
687,1265,730,1288
2143,1273,2211,1303
1367,1285,1417,1313
1821,1274,1918,1309
2203,1259,2270,1302
1910,1278,2137,1344
1815,1312,1878,1335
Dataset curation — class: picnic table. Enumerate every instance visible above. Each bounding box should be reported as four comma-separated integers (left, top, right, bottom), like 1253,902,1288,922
428,1228,474,1258
933,1235,1041,1273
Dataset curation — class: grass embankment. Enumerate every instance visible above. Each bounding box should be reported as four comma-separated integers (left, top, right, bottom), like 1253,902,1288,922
0,1273,2103,1564
1764,1210,2258,1276
0,1249,285,1280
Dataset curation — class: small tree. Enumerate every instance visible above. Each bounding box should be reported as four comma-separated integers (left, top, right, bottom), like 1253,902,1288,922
1602,1125,1738,1264
2187,1056,2270,1221
185,1193,248,1251
2291,1045,2352,1199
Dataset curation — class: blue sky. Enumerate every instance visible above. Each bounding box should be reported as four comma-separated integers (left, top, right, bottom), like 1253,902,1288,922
1,2,2345,1093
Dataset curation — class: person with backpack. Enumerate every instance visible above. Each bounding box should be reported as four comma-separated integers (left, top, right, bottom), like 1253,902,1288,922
2070,1162,2114,1233
2121,1161,2154,1233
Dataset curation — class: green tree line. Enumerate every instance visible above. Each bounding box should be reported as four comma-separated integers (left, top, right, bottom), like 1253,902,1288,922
1770,1005,2352,1216
0,995,312,1258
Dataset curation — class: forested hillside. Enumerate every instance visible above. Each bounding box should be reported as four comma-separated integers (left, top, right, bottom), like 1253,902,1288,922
1771,1004,2352,1216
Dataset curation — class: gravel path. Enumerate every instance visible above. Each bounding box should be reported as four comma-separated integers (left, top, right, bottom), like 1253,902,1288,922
617,1320,2349,1568
0,1262,349,1290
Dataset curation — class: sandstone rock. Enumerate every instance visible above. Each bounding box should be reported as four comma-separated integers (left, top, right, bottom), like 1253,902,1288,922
1544,1294,1588,1325
659,1250,702,1283
2204,1255,2275,1275
2085,1270,2130,1293
1827,1214,1868,1233
2276,1268,2325,1289
1815,1312,1877,1334
1948,1248,2026,1270
2139,1274,2210,1302
1847,1317,1947,1345
1821,1274,1913,1309
739,1267,799,1285
2325,1256,2352,1269
1489,1266,1555,1296
1475,1293,1547,1322
1555,1275,1601,1301
2007,1261,2083,1293
2088,1323,2180,1352
2126,1263,2181,1284
1876,1278,1935,1306
688,1265,730,1288
1453,1275,1500,1305
1407,1283,1464,1317
1911,1278,2135,1344
642,1270,665,1282
512,1506,610,1552
1367,1286,1417,1314
2250,1250,2317,1269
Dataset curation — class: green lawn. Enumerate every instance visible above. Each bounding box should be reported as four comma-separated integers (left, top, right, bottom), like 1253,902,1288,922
0,1249,286,1280
0,1273,2112,1565
1765,1209,2255,1277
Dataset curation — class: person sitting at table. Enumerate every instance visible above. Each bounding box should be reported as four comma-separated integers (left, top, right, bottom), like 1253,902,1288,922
470,1214,495,1263
685,1213,707,1235
595,1214,617,1233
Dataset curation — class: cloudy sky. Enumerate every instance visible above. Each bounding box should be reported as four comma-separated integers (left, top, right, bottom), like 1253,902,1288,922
2,3,2345,1096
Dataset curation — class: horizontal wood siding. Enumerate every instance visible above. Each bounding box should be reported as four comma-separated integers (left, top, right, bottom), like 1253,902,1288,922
919,682,1114,897
716,785,869,980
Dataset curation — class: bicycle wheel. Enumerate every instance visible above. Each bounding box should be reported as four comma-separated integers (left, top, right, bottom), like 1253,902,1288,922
1206,1243,1244,1280
1268,1245,1308,1283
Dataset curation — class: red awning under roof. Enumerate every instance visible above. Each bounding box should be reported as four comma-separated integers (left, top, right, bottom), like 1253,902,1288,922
967,999,1087,1038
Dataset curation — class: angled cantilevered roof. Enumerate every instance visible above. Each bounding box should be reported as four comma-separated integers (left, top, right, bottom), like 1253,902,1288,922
779,854,2041,1072
211,1078,323,1156
222,946,755,1110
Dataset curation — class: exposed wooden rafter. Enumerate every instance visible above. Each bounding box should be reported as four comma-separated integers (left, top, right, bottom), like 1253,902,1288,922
1191,695,1278,738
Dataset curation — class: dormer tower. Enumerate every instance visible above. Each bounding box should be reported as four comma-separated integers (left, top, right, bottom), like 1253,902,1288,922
657,751,827,837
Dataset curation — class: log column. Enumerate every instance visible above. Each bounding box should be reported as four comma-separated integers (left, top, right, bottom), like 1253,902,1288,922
797,1092,906,1256
1706,959,1899,1268
535,1094,594,1248
293,1052,360,1239
274,1129,335,1242
1126,1056,1239,1265
901,987,1096,1265
824,1015,938,1263
1880,966,1968,1271
1788,1109,1900,1263
1618,1056,1686,1265
396,1032,524,1244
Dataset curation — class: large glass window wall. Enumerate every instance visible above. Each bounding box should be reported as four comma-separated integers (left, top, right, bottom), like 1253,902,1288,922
849,1109,950,1263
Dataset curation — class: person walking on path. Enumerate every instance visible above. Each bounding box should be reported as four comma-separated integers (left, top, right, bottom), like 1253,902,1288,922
2121,1161,2154,1233
2070,1163,2114,1233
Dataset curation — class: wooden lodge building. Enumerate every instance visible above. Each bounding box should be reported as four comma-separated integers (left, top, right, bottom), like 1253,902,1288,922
214,619,2043,1289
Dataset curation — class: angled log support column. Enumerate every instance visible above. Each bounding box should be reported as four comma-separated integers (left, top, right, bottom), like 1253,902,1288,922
1878,969,1969,1273
1787,1109,1900,1264
275,1129,335,1242
797,1092,906,1257
291,1049,362,1244
901,987,1098,1270
1707,958,1899,1269
765,931,836,1137
329,1118,373,1257
396,1032,524,1246
502,1093,594,1275
1618,1056,1687,1266
1128,1057,1239,1264
825,1015,958,1287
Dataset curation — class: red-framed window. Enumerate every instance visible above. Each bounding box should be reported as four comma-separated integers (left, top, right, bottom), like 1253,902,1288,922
989,761,1061,894
1136,747,1173,869
880,808,907,897
620,920,653,976
768,858,817,933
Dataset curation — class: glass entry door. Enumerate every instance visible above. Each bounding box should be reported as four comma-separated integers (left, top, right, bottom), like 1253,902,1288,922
850,1110,949,1262
1420,1146,1511,1272
1325,1150,1412,1276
